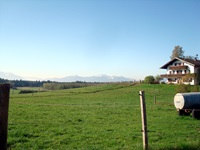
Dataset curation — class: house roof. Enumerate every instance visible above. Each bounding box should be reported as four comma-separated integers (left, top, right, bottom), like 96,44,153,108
160,57,200,69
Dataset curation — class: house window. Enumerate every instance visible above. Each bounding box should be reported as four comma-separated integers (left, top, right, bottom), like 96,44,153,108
183,77,192,82
177,70,182,74
175,63,181,66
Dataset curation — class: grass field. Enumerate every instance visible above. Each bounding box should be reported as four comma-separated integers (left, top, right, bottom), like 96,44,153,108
7,83,200,149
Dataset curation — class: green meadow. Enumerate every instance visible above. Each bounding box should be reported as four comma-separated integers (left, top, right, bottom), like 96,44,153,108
8,84,200,149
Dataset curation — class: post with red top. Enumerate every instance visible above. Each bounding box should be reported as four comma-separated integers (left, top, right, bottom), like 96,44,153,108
139,91,148,150
0,84,10,150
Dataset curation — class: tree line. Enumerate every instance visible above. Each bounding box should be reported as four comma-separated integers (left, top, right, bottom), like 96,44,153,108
0,78,103,90
0,78,54,88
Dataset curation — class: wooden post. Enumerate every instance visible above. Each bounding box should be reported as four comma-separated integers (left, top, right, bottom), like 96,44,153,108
0,84,10,150
139,91,148,150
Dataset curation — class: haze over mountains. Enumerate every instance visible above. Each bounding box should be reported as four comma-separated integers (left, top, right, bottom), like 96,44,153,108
0,71,24,80
51,74,134,82
0,71,134,82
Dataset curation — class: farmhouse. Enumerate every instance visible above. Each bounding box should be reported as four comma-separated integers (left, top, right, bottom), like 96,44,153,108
160,57,200,85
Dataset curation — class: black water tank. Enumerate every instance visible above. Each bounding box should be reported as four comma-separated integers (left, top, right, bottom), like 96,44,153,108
174,92,200,109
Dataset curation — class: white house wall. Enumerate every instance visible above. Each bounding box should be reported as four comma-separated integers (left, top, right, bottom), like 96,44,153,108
187,64,194,73
166,60,195,85
183,80,195,85
166,60,194,74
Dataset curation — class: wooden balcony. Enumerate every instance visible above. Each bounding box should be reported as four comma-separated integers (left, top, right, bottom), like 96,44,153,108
160,74,186,78
161,73,197,79
169,65,188,70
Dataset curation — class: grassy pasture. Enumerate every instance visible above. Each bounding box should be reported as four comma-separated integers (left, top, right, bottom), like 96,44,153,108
7,83,200,149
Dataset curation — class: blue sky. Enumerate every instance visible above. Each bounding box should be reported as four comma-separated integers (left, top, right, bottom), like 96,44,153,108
0,0,200,80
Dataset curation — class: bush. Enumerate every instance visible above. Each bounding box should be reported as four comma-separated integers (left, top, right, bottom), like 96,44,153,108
144,75,155,84
176,84,191,93
19,90,37,94
176,84,200,93
191,85,199,92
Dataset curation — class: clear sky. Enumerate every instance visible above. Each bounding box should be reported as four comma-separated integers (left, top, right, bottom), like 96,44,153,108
0,0,200,80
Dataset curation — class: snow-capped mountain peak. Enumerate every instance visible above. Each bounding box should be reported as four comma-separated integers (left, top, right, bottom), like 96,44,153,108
0,71,24,80
0,71,134,82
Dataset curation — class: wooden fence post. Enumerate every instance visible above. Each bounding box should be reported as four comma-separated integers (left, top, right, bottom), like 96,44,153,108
139,91,148,150
0,84,10,150
154,95,156,104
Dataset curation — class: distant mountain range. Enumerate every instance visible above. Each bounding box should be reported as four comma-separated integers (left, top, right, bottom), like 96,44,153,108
0,71,134,82
50,74,134,82
0,71,24,80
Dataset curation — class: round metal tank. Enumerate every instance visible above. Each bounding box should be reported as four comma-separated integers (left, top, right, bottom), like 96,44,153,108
174,92,200,109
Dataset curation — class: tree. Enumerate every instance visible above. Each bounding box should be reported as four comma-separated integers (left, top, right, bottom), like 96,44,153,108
155,75,161,83
170,45,184,60
184,55,195,60
144,75,155,84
